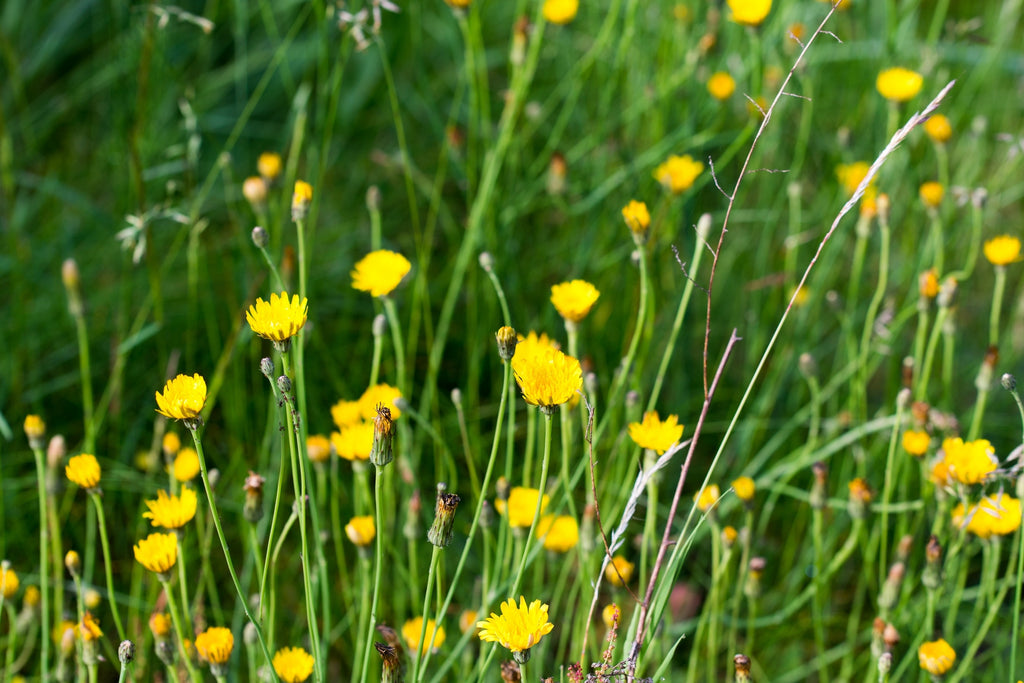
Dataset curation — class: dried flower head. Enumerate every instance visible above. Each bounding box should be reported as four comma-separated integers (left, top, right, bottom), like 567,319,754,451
155,374,207,423
876,67,923,102
246,292,309,343
66,454,102,490
143,487,198,529
628,411,684,454
550,280,600,323
351,250,412,297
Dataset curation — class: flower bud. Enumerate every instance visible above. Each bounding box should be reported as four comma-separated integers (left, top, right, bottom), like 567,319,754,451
370,405,395,467
244,471,266,523
65,551,81,577
496,326,517,361
119,640,135,665
251,226,269,247
734,654,752,682
428,491,462,548
276,375,292,395
375,643,402,683
810,462,828,510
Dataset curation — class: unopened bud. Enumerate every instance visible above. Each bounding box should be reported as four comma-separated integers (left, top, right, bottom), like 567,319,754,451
428,491,461,548
276,375,292,395
1002,373,1017,391
810,462,828,510
260,357,274,379
496,326,517,361
479,251,494,272
251,226,269,247
923,536,943,590
119,640,135,665
65,551,81,577
744,557,765,599
370,405,395,467
882,623,899,651
244,471,266,523
878,562,905,611
62,258,81,291
734,654,752,682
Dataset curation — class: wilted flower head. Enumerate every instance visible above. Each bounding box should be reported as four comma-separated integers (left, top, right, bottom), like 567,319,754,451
351,250,412,297
876,67,923,102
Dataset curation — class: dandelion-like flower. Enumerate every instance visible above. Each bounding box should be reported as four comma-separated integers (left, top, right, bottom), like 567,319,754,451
876,67,923,102
351,249,412,297
605,556,635,586
836,161,871,196
516,331,561,354
133,532,178,577
163,432,182,456
707,72,736,100
143,488,198,529
476,597,554,662
345,516,376,546
602,603,620,629
359,384,403,419
195,626,234,669
273,647,315,683
919,182,944,209
694,484,721,512
543,0,578,24
628,411,684,454
66,454,101,490
258,152,282,181
919,270,940,299
654,154,703,194
505,487,550,529
149,612,172,639
983,235,1021,266
952,493,1021,538
918,638,955,676
621,200,651,237
331,422,373,461
536,515,579,553
0,566,18,599
732,476,756,503
292,180,313,220
902,430,930,457
924,114,952,143
331,399,363,429
173,448,201,482
306,434,331,463
24,414,46,448
80,611,103,641
550,280,600,323
942,437,997,485
511,345,582,413
402,617,446,655
246,292,309,344
727,0,771,26
155,373,207,423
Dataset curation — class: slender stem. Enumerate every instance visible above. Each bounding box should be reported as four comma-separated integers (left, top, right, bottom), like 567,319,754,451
382,297,408,396
162,579,203,683
358,466,387,683
89,492,126,641
411,547,442,683
73,305,96,452
32,448,51,683
1006,382,1024,680
989,265,1006,348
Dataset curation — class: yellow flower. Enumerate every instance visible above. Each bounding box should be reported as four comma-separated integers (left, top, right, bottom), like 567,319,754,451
330,399,363,429
543,0,578,24
848,478,873,503
902,430,930,457
919,181,944,209
292,180,313,209
84,588,102,609
602,603,620,629
476,597,554,654
149,612,172,639
628,411,684,454
727,0,771,26
707,72,736,100
732,476,756,502
924,114,952,143
143,488,198,529
445,0,471,7
605,556,635,586
511,345,582,411
952,493,1022,538
694,484,721,512
331,422,373,461
258,152,282,181
536,515,579,553
23,585,40,607
359,383,403,420
402,617,447,655
984,235,1021,266
930,457,952,487
876,67,923,102
550,279,600,323
351,249,412,297
246,291,309,342
173,448,201,482
505,487,550,528
66,454,101,490
306,435,331,463
459,610,479,634
1,566,18,599
133,532,178,576
918,638,955,675
155,373,207,422
815,0,850,9
23,415,45,444
517,331,561,354
622,200,651,236
195,627,234,665
162,432,181,456
345,516,376,546
273,647,315,683
654,154,703,194
79,611,103,642
836,161,872,196
942,437,997,485
919,269,939,299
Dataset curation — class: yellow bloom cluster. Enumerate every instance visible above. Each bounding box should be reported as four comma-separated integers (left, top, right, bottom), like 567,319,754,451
983,235,1021,266
195,626,234,665
143,487,198,529
66,454,101,490
246,291,309,343
155,373,207,422
134,532,178,576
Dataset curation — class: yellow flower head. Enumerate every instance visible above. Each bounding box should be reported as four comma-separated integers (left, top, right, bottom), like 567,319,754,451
66,454,101,490
331,422,373,461
246,292,308,342
815,0,850,8
331,399,362,429
952,493,1022,539
351,250,412,297
445,0,471,7
476,597,554,654
605,555,635,586
257,152,282,181
1,566,18,599
924,114,952,143
919,269,940,299
876,67,923,102
511,345,582,411
306,435,331,463
984,235,1021,266
902,430,930,457
707,72,737,100
543,0,578,24
84,588,101,609
942,437,997,485
195,627,234,665
654,154,703,194
628,411,684,454
517,331,561,355
133,532,178,576
402,617,447,655
536,515,580,553
918,638,955,675
732,476,756,502
505,487,550,528
24,585,40,607
345,516,376,546
550,279,600,323
23,415,46,443
602,603,620,629
359,384,403,420
836,161,872,196
930,456,952,487
273,647,315,683
173,448,201,483
919,181,944,209
694,484,721,512
155,373,207,422
162,432,181,456
622,200,651,236
149,612,172,639
848,478,873,503
292,180,313,209
727,0,771,26
79,611,103,642
143,488,198,529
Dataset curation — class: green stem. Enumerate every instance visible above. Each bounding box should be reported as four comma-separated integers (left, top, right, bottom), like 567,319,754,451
382,297,408,396
89,492,126,641
990,265,1006,348
917,307,950,401
411,547,442,683
358,466,387,683
878,397,906,591
1007,382,1024,681
73,306,96,453
162,579,203,683
32,448,51,683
